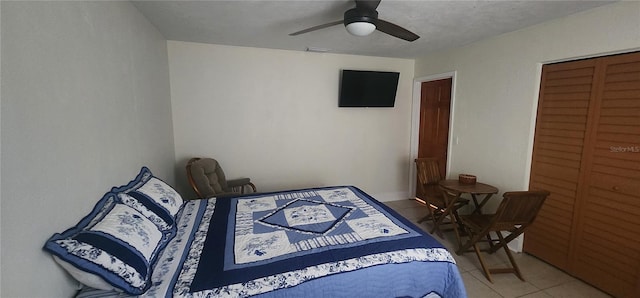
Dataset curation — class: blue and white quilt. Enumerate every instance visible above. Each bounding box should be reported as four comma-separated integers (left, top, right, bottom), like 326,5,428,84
137,186,466,298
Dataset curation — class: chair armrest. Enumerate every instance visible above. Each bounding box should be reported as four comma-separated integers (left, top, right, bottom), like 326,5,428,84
227,178,257,194
227,178,251,187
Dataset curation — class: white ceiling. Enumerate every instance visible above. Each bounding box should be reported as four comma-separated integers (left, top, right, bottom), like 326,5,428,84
132,0,616,59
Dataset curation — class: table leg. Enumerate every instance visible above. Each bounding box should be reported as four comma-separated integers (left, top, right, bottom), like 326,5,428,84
471,193,495,214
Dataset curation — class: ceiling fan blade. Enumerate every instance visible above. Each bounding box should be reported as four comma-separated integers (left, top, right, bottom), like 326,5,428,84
289,20,343,36
375,19,419,41
355,0,381,11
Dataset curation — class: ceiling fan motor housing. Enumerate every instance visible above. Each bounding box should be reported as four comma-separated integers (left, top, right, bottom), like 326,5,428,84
344,8,378,26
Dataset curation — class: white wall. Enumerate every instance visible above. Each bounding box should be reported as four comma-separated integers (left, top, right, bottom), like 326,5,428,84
0,2,3,294
413,1,640,251
1,2,174,296
415,0,640,206
169,41,415,201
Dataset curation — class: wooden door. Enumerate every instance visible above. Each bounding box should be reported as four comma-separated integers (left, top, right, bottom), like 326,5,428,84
526,51,640,297
525,59,599,270
418,78,452,179
569,52,640,298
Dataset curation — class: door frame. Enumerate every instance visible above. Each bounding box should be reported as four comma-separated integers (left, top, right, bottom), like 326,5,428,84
409,71,457,198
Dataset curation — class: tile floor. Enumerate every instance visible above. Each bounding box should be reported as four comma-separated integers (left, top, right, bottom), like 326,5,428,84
384,199,613,298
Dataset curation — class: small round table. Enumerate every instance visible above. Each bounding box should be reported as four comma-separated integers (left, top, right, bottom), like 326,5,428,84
438,180,499,251
439,180,499,214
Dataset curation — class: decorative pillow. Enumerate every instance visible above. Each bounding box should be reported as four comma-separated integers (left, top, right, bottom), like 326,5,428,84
43,194,174,294
112,167,184,230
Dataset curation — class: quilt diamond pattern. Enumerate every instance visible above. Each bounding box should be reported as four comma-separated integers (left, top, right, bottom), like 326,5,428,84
260,199,352,234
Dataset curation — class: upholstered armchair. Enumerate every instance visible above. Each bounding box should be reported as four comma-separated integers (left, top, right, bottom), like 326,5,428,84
186,157,256,199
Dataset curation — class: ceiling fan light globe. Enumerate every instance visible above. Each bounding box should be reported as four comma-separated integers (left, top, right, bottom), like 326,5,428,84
345,22,376,36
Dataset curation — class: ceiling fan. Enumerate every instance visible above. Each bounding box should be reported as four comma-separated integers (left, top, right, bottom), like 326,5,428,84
289,0,419,42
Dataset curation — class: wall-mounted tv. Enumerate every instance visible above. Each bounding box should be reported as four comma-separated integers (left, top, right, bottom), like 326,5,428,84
339,70,400,107
338,69,400,107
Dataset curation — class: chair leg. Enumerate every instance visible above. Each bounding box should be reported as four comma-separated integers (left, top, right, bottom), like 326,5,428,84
488,226,526,254
417,214,431,224
421,202,466,241
450,209,463,249
496,232,525,281
473,242,493,283
432,205,458,239
457,228,486,255
418,205,435,224
430,211,445,238
436,190,468,243
486,231,503,254
419,203,446,238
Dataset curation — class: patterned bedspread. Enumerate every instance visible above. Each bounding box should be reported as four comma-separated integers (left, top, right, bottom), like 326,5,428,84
135,186,467,298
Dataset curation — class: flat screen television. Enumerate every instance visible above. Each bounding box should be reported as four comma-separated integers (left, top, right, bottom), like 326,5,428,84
339,70,400,107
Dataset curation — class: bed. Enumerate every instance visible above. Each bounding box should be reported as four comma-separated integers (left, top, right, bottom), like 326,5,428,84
44,167,467,298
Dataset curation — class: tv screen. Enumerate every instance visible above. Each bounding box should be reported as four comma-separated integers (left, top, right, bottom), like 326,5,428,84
339,70,400,107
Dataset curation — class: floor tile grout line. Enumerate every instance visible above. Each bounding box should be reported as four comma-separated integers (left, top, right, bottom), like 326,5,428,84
468,269,506,298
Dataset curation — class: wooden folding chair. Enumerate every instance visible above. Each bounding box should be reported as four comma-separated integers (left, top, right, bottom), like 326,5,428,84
415,158,468,239
457,190,550,282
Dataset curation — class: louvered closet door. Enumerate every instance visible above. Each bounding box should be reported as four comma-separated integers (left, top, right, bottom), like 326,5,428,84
524,59,598,270
570,52,640,298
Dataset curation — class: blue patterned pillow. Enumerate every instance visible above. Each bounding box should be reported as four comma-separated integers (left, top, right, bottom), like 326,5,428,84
44,194,175,294
112,167,184,231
